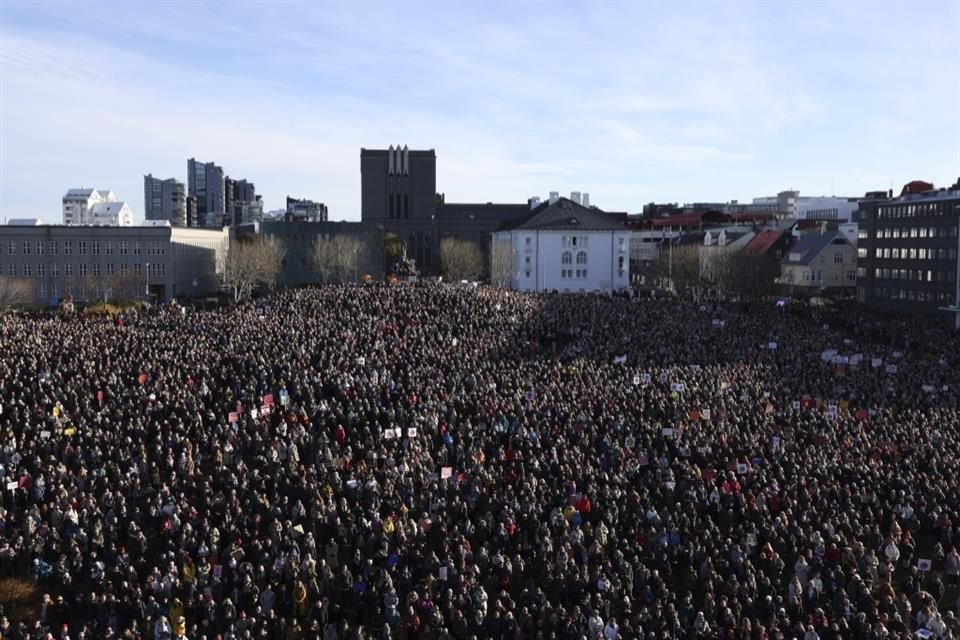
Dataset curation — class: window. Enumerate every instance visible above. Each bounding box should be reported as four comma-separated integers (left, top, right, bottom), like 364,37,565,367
6,242,13,255
119,264,128,276
79,264,87,277
78,241,87,255
618,237,626,251
38,283,46,299
525,256,531,264
49,241,58,255
161,263,166,276
37,264,45,278
106,263,115,276
133,241,141,255
857,248,867,259
525,270,531,278
37,241,44,255
834,253,843,264
106,241,114,255
51,263,59,277
65,263,73,277
134,263,142,276
576,251,587,265
22,241,31,255
92,241,100,255
93,263,101,276
119,241,128,255
64,241,72,255
525,237,531,246
561,251,572,265
846,271,855,282
23,264,31,277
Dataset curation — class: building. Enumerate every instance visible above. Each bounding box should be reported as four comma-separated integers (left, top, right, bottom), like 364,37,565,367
285,197,328,223
777,229,857,295
0,225,226,303
224,178,263,226
490,198,630,293
260,220,384,286
187,158,225,228
794,197,860,223
62,188,133,226
144,175,187,227
361,146,440,271
856,179,960,317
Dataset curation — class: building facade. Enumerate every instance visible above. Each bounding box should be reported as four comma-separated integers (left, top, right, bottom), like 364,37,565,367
491,198,630,293
856,180,960,316
144,175,188,227
0,225,226,303
62,188,133,226
187,158,226,228
361,146,440,271
777,230,857,295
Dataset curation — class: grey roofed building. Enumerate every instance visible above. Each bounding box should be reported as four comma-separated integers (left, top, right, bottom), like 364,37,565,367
780,230,847,266
501,198,627,231
6,218,43,226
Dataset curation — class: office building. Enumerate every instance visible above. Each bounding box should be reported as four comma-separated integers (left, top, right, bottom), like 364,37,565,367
856,179,960,316
286,197,328,222
187,158,225,228
144,175,187,227
225,178,262,226
0,224,227,303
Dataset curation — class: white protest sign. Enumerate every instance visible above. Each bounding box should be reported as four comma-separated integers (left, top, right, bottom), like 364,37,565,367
768,342,778,350
871,358,883,368
384,428,396,440
407,427,417,438
357,356,366,366
886,364,898,374
662,427,674,437
6,481,17,491
40,430,51,440
670,383,685,392
625,436,636,449
642,373,652,383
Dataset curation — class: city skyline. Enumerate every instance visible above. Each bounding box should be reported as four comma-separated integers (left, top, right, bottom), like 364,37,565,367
1,0,958,223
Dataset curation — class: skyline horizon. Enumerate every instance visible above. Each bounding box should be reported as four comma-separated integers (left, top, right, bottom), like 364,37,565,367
1,1,958,223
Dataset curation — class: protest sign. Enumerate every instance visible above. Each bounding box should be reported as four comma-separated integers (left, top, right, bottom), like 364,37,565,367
441,467,453,479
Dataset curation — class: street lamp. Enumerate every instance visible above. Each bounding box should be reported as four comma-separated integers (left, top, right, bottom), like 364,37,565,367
145,262,150,301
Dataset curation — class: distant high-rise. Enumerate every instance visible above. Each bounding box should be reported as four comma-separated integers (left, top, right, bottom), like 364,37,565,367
286,196,328,222
187,158,225,228
225,177,262,226
144,175,187,226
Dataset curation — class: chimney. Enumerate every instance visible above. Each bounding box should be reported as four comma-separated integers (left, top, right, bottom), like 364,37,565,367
549,191,560,204
570,191,581,205
582,193,590,208
528,196,541,209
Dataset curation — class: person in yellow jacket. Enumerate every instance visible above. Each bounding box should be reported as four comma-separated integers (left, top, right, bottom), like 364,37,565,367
169,599,185,630
174,615,187,637
292,579,308,618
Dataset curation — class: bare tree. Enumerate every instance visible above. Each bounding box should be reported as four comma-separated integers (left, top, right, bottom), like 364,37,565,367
440,237,483,282
489,237,514,288
650,244,702,299
383,232,406,272
218,237,286,302
0,277,33,309
313,235,363,284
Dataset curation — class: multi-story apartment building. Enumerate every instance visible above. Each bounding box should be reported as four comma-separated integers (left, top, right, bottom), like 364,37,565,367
144,175,188,226
62,188,133,226
285,197,328,222
0,225,227,303
856,179,960,317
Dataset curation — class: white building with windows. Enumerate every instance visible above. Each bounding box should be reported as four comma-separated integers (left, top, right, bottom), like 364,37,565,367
62,188,134,226
490,198,630,293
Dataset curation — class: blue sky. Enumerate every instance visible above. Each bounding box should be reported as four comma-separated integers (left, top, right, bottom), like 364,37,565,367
1,0,958,222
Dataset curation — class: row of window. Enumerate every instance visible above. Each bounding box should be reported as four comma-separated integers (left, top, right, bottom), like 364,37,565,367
861,225,959,240
860,247,958,260
1,240,167,256
561,251,588,265
801,270,857,282
560,269,588,279
2,263,166,277
561,236,588,248
872,267,955,283
870,287,955,303
876,202,958,219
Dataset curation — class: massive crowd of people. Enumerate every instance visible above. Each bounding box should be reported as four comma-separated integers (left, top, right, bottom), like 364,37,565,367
0,284,958,640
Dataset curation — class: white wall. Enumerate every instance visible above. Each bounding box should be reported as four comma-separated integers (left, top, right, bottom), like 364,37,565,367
493,229,630,293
